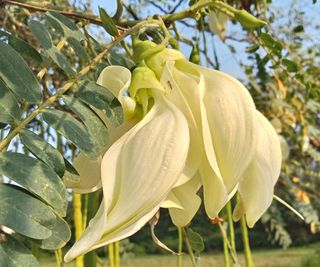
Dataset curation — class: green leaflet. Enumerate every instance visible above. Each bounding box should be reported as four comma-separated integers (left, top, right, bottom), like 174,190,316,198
45,11,85,42
42,109,96,158
0,41,42,104
63,95,109,155
20,129,65,177
0,235,40,267
0,30,43,63
0,80,21,125
39,216,71,250
29,20,75,75
76,79,123,125
0,184,55,240
99,7,119,37
0,152,68,216
187,228,205,253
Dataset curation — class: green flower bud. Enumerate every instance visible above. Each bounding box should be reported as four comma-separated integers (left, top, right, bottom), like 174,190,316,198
132,37,157,63
234,10,267,30
189,45,200,65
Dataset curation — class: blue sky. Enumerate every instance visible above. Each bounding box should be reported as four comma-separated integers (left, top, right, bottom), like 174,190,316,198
88,0,319,81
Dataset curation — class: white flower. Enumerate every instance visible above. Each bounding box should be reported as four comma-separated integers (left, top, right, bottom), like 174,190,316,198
64,41,281,262
208,11,228,41
64,65,190,262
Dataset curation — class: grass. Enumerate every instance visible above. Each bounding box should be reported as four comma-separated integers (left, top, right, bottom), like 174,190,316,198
39,243,320,267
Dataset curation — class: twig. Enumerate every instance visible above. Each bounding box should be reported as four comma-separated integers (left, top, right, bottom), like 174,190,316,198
145,0,168,14
3,0,237,28
2,0,131,29
113,0,123,20
122,3,140,20
170,0,185,14
217,222,239,265
0,19,158,151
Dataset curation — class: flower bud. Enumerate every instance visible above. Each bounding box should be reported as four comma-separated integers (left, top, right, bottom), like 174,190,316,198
234,10,267,30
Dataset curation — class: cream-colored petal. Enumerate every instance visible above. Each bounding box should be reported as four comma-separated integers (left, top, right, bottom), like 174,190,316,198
160,61,203,180
198,65,258,193
64,153,102,193
208,11,228,40
64,116,137,194
235,112,282,227
65,97,189,261
200,157,228,218
97,65,136,119
64,201,106,262
168,174,201,227
97,65,131,97
232,198,245,222
65,123,126,261
161,193,183,209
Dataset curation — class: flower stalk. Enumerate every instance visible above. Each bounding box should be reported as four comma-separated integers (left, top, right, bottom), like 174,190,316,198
240,216,254,267
177,227,183,267
226,201,236,252
108,243,115,267
73,193,84,267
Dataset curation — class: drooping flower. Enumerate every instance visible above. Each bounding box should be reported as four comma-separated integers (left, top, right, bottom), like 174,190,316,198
208,11,228,41
64,40,281,262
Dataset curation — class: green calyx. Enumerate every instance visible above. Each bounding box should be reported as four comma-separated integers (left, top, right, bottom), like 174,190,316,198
132,37,159,63
129,64,164,98
129,63,164,116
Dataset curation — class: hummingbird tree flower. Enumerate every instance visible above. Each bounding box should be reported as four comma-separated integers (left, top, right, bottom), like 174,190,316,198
64,39,282,262
142,40,281,225
64,64,190,262
208,11,228,41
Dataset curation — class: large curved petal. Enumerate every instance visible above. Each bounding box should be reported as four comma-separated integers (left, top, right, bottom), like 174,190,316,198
160,60,203,180
197,64,258,193
64,118,137,193
200,156,228,218
64,153,102,193
166,174,201,227
234,112,282,227
64,97,189,261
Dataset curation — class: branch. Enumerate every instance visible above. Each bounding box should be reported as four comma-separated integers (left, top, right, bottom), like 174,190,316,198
0,19,159,151
3,0,235,28
169,0,184,14
145,0,168,14
2,0,133,29
113,0,123,20
122,3,140,20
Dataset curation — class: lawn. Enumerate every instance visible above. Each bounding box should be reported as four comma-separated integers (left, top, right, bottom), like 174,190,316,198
39,243,320,267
